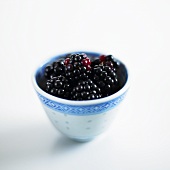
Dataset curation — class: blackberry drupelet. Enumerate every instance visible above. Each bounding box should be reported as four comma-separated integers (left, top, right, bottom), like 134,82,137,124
71,79,102,100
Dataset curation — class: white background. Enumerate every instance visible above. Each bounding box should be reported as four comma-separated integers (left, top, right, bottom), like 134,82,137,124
0,0,170,170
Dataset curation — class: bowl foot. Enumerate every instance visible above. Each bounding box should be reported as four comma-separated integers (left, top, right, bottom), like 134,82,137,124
69,137,95,142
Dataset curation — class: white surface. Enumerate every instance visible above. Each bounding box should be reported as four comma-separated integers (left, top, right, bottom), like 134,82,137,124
0,0,170,170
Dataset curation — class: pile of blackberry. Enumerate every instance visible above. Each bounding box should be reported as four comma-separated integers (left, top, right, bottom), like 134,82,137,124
44,53,121,100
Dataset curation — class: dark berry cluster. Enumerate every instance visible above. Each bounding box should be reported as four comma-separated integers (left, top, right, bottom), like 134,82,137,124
43,53,121,100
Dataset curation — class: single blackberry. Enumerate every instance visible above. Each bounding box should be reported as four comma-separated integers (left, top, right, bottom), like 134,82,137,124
105,55,120,67
45,75,71,99
92,54,120,72
101,54,120,72
71,79,102,100
44,59,65,78
64,53,91,82
92,65,119,97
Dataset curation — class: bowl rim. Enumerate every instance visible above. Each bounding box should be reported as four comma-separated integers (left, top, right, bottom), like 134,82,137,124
32,51,130,106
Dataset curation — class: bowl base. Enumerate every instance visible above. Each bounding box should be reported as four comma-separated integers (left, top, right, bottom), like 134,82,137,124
69,137,95,142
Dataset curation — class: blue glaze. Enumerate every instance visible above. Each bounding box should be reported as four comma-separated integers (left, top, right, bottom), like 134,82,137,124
37,92,127,116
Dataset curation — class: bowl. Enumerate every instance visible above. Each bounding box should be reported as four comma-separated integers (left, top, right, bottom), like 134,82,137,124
32,51,130,142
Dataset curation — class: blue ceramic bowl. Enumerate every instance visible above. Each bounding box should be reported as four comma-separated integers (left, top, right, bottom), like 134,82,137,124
32,51,130,142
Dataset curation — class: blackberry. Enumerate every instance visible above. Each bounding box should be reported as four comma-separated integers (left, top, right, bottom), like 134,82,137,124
45,75,71,99
44,59,65,78
101,54,120,72
92,54,120,72
92,65,118,97
71,79,102,100
106,55,120,67
64,53,91,82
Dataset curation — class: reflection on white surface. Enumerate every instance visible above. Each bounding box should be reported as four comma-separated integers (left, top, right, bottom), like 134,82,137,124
0,122,107,170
